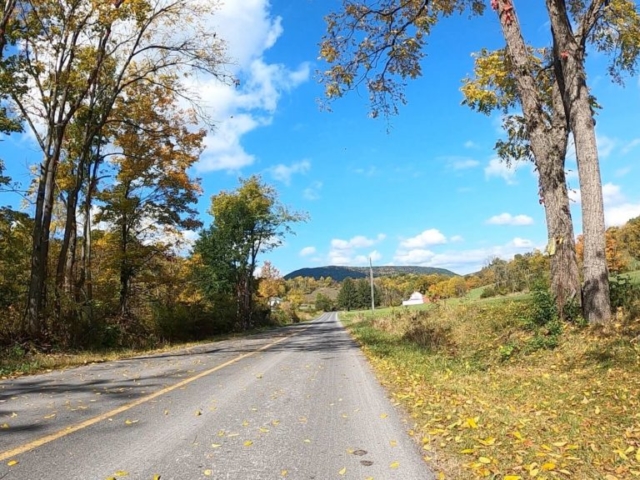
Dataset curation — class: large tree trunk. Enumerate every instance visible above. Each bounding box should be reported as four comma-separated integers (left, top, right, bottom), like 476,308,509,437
493,0,581,316
545,0,611,324
25,159,50,336
25,128,64,336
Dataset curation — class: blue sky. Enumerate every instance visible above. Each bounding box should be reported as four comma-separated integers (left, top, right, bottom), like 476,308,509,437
2,0,640,276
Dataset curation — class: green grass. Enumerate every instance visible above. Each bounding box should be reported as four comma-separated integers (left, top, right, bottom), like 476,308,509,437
341,294,640,479
625,270,640,284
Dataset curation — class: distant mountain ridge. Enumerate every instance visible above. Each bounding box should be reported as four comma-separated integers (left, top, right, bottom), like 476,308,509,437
284,265,458,281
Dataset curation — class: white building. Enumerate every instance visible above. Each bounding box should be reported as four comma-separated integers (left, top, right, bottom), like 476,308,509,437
402,291,424,306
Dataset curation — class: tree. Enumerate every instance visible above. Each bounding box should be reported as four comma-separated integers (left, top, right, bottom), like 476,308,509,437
95,78,205,318
8,0,229,337
315,293,335,312
258,261,286,300
462,45,580,317
320,0,640,324
195,176,306,330
0,207,31,312
337,277,358,311
618,216,640,262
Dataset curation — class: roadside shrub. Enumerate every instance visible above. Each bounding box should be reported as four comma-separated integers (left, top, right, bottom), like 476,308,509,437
524,282,562,352
529,282,557,327
610,273,640,314
480,286,497,299
402,320,455,353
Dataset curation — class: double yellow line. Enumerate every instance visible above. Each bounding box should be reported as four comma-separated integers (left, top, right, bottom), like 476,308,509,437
0,326,309,462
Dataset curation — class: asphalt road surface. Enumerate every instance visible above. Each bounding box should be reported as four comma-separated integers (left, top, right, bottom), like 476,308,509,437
0,312,434,480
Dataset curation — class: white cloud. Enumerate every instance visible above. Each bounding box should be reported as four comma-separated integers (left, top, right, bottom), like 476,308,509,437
299,246,316,257
606,203,640,226
622,138,640,155
485,158,523,184
354,250,382,265
442,156,480,170
328,234,385,265
614,166,632,177
354,166,379,177
511,237,534,248
596,134,616,159
486,213,534,226
464,140,479,149
399,229,447,249
303,181,322,200
453,159,480,170
393,238,538,274
570,183,624,206
450,235,464,243
269,159,310,185
192,1,310,172
394,248,436,264
602,182,624,205
331,234,385,250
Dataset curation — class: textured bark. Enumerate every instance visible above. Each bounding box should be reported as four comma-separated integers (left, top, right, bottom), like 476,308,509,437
493,0,581,315
25,125,65,335
545,0,611,324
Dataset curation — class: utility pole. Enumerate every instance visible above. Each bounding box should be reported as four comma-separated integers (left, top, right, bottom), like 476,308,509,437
369,257,375,312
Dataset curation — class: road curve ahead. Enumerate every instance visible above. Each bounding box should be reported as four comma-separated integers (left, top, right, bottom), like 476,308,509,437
0,312,433,480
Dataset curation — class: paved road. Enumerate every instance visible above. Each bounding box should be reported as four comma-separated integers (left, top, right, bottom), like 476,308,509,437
0,313,433,479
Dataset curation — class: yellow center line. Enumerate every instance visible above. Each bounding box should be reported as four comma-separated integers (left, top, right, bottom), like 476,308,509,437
0,326,311,462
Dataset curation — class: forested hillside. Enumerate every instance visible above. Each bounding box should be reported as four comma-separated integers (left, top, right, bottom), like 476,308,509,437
284,265,457,281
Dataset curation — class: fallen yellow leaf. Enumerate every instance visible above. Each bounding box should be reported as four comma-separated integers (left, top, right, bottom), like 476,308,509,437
281,470,288,477
7,460,18,466
338,467,347,475
380,413,388,419
478,437,495,446
1,423,9,429
478,457,491,464
124,419,138,425
541,462,556,471
114,471,129,477
243,440,253,447
203,470,213,476
153,475,161,480
466,417,478,429
211,444,221,448
504,476,522,480
390,461,400,469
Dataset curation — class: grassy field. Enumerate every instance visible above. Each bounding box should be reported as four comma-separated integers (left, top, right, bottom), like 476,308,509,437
341,294,640,479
